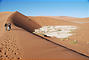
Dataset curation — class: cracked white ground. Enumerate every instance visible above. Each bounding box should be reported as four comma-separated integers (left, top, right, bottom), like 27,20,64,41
34,26,77,39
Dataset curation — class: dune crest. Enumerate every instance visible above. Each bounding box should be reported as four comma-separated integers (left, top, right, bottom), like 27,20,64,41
7,11,41,32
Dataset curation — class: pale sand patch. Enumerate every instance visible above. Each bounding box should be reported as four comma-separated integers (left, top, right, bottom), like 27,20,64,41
34,26,77,38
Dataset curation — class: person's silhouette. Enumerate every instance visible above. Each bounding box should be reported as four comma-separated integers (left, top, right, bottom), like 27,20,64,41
5,23,8,31
8,23,11,31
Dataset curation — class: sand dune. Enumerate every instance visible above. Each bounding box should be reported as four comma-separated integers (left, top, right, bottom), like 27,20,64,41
30,16,89,56
0,11,89,60
7,11,41,32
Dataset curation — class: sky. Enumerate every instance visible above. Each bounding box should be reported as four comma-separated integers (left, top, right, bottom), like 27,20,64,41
0,0,89,18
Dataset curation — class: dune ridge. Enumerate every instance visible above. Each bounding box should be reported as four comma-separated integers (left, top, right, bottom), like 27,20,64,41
7,11,41,32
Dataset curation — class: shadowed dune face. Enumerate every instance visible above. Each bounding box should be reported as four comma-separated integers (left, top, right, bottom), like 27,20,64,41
7,11,41,32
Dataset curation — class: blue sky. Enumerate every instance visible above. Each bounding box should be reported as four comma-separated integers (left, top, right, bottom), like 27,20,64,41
0,0,89,18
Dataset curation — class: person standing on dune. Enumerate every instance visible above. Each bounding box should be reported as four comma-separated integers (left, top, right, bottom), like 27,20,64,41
4,23,11,31
7,23,11,31
5,23,8,31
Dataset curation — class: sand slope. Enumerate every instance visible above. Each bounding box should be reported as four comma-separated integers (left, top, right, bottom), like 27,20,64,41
31,16,89,57
7,11,41,32
0,11,89,60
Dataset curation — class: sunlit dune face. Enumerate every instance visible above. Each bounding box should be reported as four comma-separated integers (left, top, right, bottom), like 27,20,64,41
34,26,77,39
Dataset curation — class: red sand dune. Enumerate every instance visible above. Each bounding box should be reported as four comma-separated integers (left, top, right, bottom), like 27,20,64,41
31,16,89,56
0,11,89,60
7,11,41,32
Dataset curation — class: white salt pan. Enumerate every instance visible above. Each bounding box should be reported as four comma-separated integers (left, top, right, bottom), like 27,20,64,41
34,26,77,39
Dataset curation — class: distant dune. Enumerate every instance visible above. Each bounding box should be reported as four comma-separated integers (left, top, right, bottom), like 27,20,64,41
0,11,89,60
0,11,12,14
0,11,12,15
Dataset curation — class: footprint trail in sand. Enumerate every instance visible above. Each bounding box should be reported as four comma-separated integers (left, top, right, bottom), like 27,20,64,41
0,13,23,60
0,29,23,60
